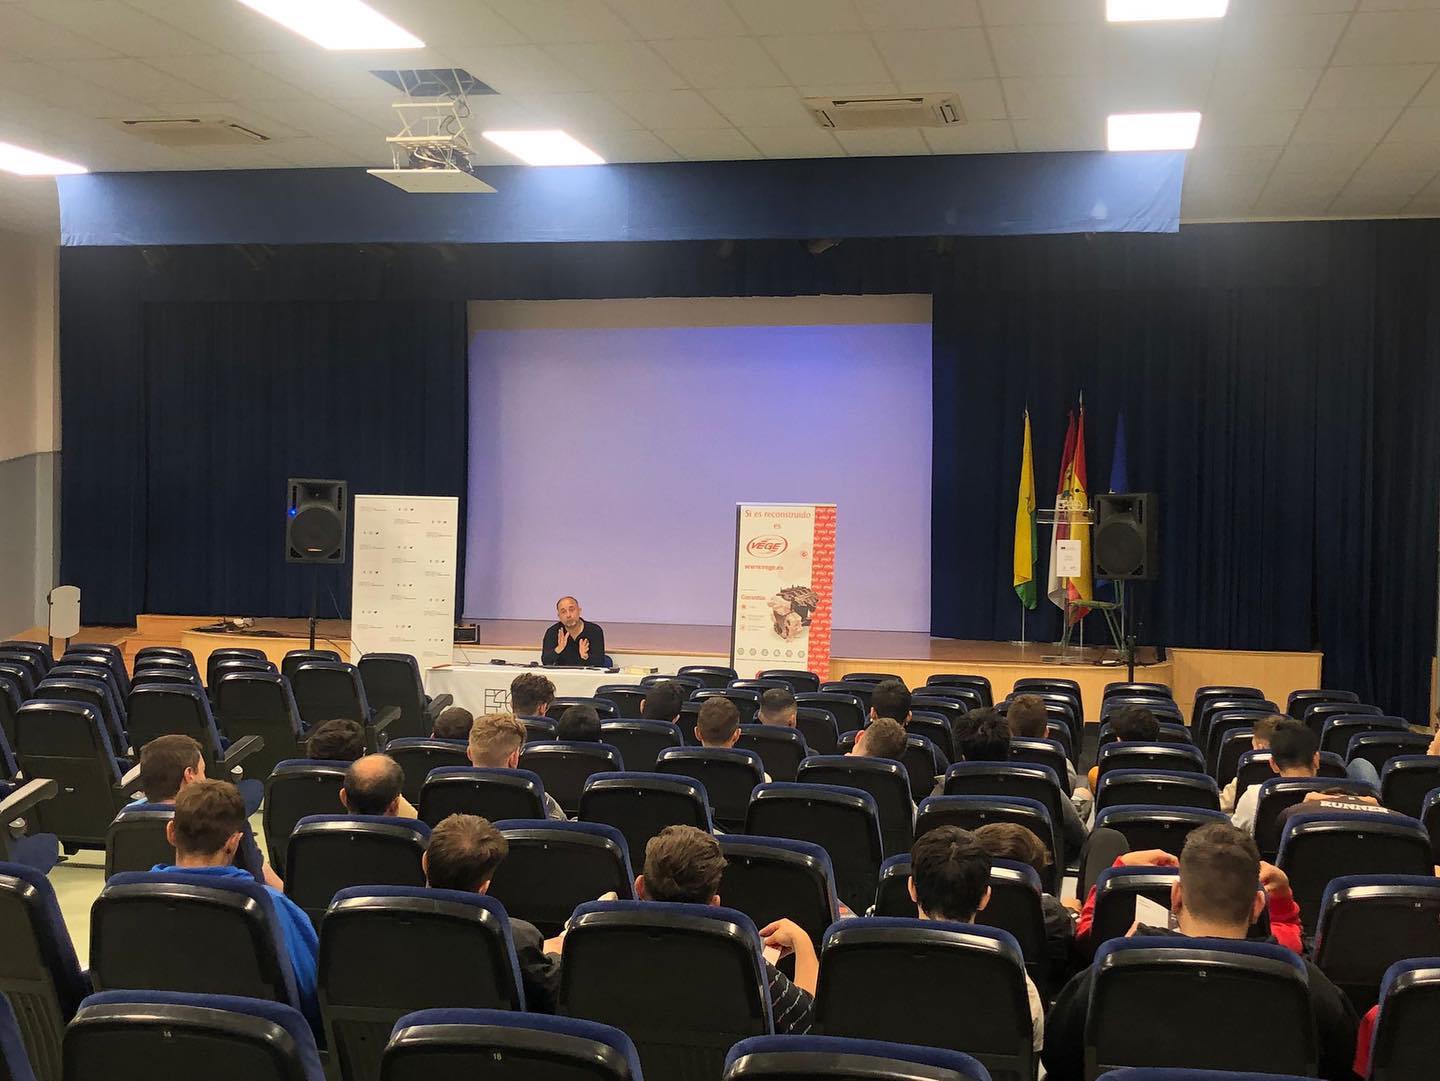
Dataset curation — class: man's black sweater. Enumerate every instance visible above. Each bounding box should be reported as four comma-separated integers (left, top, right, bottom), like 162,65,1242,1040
542,621,606,667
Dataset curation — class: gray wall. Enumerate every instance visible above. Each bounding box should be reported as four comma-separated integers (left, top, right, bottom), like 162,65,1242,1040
0,451,58,636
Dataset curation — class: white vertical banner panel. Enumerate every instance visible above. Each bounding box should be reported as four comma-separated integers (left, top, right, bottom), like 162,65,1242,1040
352,495,459,670
731,503,837,679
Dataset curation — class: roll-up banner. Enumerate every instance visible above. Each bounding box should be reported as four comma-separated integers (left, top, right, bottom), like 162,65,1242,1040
731,503,837,679
352,495,459,671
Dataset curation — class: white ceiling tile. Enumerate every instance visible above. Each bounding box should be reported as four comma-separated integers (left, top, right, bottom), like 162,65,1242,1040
125,0,318,54
921,119,1017,152
1292,106,1402,142
701,86,818,126
608,89,731,128
1406,174,1440,213
1255,171,1352,215
872,28,995,83
582,128,681,160
795,83,899,98
1359,0,1440,10
0,59,150,116
1408,70,1440,106
856,0,983,29
650,37,789,89
988,23,1103,78
1386,105,1440,138
484,0,636,42
1010,114,1101,150
1309,63,1435,109
452,44,592,94
542,40,686,90
143,53,304,101
741,125,846,157
48,58,217,104
728,0,866,36
240,52,409,101
1197,109,1302,146
1186,144,1285,175
1276,140,1374,171
1330,183,1432,215
831,127,931,155
377,0,527,46
1219,13,1350,69
264,137,369,167
502,91,643,130
1338,162,1434,200
1101,63,1215,113
602,0,749,38
1333,12,1440,64
1002,76,1101,120
1180,174,1267,221
980,0,1097,24
0,5,118,60
655,127,762,159
1366,139,1440,168
0,175,59,235
24,1,215,56
760,34,893,86
1246,0,1357,11
1204,67,1322,113
940,79,1008,120
239,97,392,142
182,142,289,168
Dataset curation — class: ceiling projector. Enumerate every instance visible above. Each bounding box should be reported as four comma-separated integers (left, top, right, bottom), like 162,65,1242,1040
369,98,494,194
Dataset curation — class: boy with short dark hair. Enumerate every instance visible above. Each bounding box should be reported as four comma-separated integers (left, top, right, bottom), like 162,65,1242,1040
1219,713,1284,813
1231,718,1319,834
431,705,474,741
641,681,684,723
557,703,602,742
695,697,741,747
758,687,797,727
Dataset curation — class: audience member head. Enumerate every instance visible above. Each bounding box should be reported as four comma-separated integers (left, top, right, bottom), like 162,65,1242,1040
1173,822,1266,936
423,813,508,893
510,673,556,718
636,824,725,905
696,697,741,748
1250,713,1284,751
557,703,602,742
1109,705,1161,743
339,754,405,816
908,826,991,923
468,712,527,769
138,733,205,803
166,779,245,867
432,705,474,741
973,821,1052,881
956,708,1011,762
853,717,908,761
1268,718,1320,776
307,718,366,762
869,679,912,725
641,680,685,722
1006,694,1050,740
758,687,798,728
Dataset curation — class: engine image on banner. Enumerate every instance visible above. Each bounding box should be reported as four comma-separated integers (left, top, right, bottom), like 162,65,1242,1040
731,503,837,679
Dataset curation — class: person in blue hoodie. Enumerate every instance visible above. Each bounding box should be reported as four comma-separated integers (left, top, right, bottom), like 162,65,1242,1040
151,779,319,1028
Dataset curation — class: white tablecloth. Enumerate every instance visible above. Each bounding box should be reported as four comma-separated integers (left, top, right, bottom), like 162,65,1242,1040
424,664,627,715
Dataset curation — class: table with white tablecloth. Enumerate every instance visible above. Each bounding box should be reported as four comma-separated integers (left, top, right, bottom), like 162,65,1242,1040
424,663,635,715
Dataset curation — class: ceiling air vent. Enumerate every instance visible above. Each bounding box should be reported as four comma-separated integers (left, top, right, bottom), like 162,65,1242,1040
806,94,965,131
115,116,271,147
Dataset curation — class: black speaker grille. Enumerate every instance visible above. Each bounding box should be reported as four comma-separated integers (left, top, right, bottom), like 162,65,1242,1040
1095,515,1145,577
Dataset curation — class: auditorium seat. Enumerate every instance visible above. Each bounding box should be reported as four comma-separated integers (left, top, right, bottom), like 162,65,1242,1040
550,696,620,723
207,660,277,696
976,859,1052,994
795,691,867,735
797,755,912,858
126,685,265,811
824,680,875,712
517,741,624,816
926,673,994,707
560,900,769,1081
63,645,130,699
735,724,808,782
907,695,969,733
129,667,203,691
1008,737,1071,794
383,1008,642,1081
36,674,127,753
0,656,40,700
519,716,556,743
135,647,196,668
0,994,33,1081
1277,812,1432,932
656,746,765,832
872,855,916,917
1099,693,1183,722
1302,700,1382,739
1103,681,1172,701
1203,709,1274,774
595,684,648,719
717,835,838,950
758,669,821,694
0,640,50,675
1088,865,1180,953
488,821,634,936
1288,688,1359,719
1095,770,1220,814
104,802,175,879
1197,698,1277,751
205,647,268,688
1235,750,1349,808
579,772,711,861
1096,742,1204,779
1091,806,1227,858
1368,958,1440,1081
64,991,324,1081
1008,691,1081,747
417,766,547,826
1252,776,1378,860
14,700,135,849
1013,676,1082,702
816,918,1034,1081
1087,937,1316,1077
282,649,340,685
729,678,789,695
320,887,524,1081
1423,788,1440,861
1312,874,1440,1011
1097,721,1192,752
942,763,1070,869
92,871,309,1013
1380,754,1440,817
1190,683,1264,730
357,653,451,742
836,729,943,801
725,1035,991,1081
0,860,90,1081
909,710,955,763
913,796,1058,892
0,675,22,751
677,665,737,689
1046,719,1076,763
745,783,882,914
0,766,59,874
213,672,307,784
691,688,760,725
841,672,903,686
794,706,840,756
290,662,400,750
261,760,345,872
677,703,702,745
1346,730,1432,776
382,738,469,804
1214,727,1256,789
639,674,703,695
1318,714,1405,757
283,815,430,927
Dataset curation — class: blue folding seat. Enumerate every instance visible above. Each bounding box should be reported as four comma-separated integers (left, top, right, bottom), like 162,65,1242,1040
717,835,838,950
283,816,430,927
126,685,264,812
518,742,623,816
601,720,683,772
757,669,821,694
488,820,634,936
1368,958,1440,1081
417,767,547,827
725,1035,990,1081
14,701,135,850
1312,875,1440,1011
381,738,468,804
383,1008,642,1081
579,772,711,863
289,662,399,749
357,653,452,742
735,724,808,783
745,783,882,913
1277,812,1432,932
213,672,308,784
656,745,766,831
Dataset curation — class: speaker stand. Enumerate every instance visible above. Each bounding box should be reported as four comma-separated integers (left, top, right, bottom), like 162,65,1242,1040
308,568,319,651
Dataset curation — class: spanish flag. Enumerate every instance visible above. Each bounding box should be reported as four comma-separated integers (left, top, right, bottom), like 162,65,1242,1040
1013,410,1037,609
1046,403,1094,621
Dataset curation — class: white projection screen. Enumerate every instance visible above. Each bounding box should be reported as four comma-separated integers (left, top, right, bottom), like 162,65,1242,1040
464,295,933,632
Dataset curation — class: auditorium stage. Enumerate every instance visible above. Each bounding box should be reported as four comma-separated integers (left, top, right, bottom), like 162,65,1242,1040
44,614,1324,723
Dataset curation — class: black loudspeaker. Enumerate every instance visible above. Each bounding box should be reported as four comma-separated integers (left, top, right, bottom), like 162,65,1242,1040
1093,492,1156,580
285,479,348,564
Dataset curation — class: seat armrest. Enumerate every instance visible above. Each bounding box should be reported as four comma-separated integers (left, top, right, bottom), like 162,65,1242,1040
116,762,144,798
424,693,454,720
0,777,58,822
219,734,265,776
368,706,402,751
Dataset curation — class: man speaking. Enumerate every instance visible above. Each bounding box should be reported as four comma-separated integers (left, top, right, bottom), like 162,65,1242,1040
542,596,606,667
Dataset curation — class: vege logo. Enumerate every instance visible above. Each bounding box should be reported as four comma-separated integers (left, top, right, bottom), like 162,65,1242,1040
747,536,788,556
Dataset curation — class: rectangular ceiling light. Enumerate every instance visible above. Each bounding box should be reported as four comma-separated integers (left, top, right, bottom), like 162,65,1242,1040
0,141,87,176
236,0,424,49
1107,0,1228,20
1107,111,1202,151
482,130,605,166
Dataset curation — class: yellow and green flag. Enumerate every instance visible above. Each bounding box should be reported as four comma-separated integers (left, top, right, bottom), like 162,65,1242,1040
1013,409,1038,609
